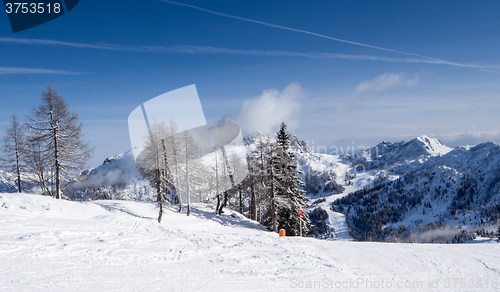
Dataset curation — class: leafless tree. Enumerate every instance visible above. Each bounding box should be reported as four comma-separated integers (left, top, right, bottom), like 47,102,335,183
1,113,27,192
26,84,92,199
139,120,173,222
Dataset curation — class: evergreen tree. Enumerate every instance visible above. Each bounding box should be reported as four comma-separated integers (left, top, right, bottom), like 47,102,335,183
246,128,310,235
265,141,280,232
275,122,311,236
250,135,280,231
1,113,27,192
26,84,92,199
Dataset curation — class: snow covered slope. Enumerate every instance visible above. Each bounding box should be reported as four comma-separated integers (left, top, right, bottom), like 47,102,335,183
1,193,500,292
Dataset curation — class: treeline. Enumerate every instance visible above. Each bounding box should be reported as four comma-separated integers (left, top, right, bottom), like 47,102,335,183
1,84,92,199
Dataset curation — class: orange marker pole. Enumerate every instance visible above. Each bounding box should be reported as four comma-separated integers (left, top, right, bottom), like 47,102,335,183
298,205,303,237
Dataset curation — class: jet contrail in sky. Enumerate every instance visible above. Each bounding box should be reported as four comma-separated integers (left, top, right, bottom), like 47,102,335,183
159,0,496,73
0,37,495,71
0,67,82,75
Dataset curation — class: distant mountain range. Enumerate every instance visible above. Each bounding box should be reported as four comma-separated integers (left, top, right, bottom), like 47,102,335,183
334,136,500,242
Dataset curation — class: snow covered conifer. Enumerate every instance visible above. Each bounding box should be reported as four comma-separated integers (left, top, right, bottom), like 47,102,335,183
248,135,278,231
26,84,92,199
275,122,311,236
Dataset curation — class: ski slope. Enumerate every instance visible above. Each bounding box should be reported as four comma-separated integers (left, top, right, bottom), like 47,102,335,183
1,193,500,292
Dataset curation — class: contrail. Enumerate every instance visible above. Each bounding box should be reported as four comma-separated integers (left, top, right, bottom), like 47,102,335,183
0,37,146,51
0,37,496,71
174,46,495,70
159,0,492,72
0,67,83,75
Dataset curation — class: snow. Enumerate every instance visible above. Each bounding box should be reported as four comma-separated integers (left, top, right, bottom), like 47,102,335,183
415,135,453,156
2,193,500,291
350,135,453,171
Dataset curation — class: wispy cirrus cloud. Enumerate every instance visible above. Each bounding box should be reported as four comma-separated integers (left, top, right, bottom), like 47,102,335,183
0,37,496,71
0,67,83,75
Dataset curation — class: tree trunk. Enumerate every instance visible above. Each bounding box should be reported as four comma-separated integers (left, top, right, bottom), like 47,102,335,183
215,151,220,215
271,181,277,232
216,193,220,215
53,127,60,199
158,199,163,223
186,139,190,216
218,191,229,215
15,143,21,193
250,184,256,220
238,185,243,214
157,169,163,223
270,148,277,232
172,135,182,212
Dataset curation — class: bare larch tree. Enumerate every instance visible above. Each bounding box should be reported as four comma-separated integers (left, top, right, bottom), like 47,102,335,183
1,113,27,193
26,84,92,199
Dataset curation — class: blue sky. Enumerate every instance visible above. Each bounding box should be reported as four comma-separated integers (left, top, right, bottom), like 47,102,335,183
1,0,499,167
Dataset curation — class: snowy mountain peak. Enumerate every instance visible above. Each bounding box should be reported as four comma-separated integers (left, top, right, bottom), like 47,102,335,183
103,154,125,165
413,135,452,156
351,135,452,169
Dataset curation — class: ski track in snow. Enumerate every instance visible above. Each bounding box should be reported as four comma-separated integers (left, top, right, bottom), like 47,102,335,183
302,152,375,241
1,193,500,291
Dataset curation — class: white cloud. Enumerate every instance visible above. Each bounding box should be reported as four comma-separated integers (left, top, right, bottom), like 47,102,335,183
337,72,420,111
435,129,500,147
228,83,303,135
